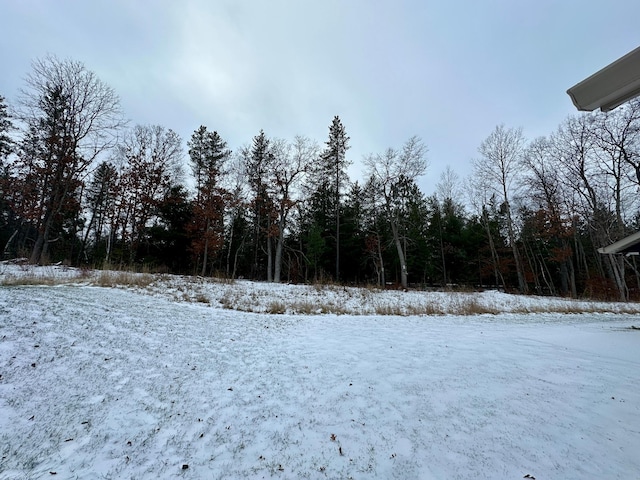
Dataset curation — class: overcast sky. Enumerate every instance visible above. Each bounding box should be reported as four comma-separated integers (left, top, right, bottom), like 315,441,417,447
2,0,639,195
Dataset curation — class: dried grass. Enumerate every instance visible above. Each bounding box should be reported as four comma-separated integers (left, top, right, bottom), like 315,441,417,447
406,303,442,316
452,298,499,315
319,303,349,315
290,301,319,315
0,273,58,286
267,301,286,314
193,293,210,304
374,304,404,316
93,270,156,288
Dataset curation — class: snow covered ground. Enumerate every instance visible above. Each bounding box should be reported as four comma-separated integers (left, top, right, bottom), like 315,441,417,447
1,266,640,479
3,263,640,316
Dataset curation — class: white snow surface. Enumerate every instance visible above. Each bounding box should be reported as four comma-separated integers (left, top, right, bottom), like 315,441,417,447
1,266,640,479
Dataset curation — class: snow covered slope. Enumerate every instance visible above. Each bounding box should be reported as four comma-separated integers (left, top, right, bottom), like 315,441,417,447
1,282,639,479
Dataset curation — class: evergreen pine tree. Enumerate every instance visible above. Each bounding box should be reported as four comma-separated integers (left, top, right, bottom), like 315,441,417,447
319,116,350,281
0,95,14,163
188,126,230,276
245,130,275,280
0,95,16,258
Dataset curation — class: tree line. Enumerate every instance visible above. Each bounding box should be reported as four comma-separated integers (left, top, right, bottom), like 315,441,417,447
1,55,640,300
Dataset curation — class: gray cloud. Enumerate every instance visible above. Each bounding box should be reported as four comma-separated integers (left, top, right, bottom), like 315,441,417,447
1,0,639,194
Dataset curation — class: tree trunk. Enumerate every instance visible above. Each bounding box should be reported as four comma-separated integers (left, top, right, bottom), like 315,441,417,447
274,208,288,283
31,207,54,264
232,236,244,280
226,215,235,277
80,206,98,264
390,221,408,289
568,256,577,299
201,237,209,277
504,201,527,293
252,208,260,279
437,211,447,285
377,234,385,288
105,228,113,265
31,178,66,264
274,232,284,283
607,254,628,301
522,238,540,294
3,229,18,259
539,256,556,296
335,203,340,282
266,231,273,282
482,209,504,288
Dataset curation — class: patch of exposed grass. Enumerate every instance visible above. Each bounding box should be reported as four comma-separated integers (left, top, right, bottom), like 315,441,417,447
75,266,95,279
92,270,156,288
318,303,349,315
362,283,383,292
219,290,240,309
450,298,499,315
374,304,404,316
0,273,58,286
194,293,210,304
290,301,319,315
212,275,236,285
267,301,286,314
510,302,640,315
373,298,500,316
406,303,442,316
0,265,66,286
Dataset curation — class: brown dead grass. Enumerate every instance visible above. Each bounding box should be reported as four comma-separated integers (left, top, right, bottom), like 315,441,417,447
193,293,210,304
266,301,286,314
0,274,58,286
451,298,500,315
93,270,156,288
290,301,318,315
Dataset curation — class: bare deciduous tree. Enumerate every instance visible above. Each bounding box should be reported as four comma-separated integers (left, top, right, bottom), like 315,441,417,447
364,135,428,289
521,136,577,297
465,173,505,289
13,55,123,264
473,124,528,293
436,165,461,203
269,136,318,282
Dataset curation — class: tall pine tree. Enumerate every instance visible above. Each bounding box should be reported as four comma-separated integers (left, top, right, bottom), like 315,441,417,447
319,116,350,281
188,126,230,276
244,130,275,280
0,95,17,258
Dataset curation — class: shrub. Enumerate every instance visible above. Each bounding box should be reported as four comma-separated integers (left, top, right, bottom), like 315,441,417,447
267,301,286,314
290,301,318,314
194,293,210,304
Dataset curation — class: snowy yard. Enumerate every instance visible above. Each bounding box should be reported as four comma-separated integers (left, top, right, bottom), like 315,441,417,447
1,269,640,479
